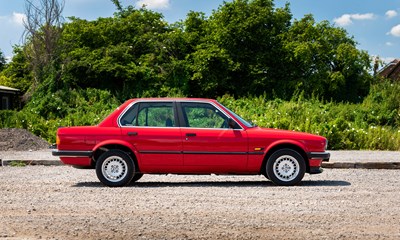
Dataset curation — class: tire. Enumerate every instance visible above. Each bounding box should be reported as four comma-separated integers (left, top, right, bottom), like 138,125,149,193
131,173,144,183
266,148,306,186
96,150,136,187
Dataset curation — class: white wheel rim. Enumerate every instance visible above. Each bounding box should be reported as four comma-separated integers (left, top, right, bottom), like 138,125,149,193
273,155,300,182
102,156,128,183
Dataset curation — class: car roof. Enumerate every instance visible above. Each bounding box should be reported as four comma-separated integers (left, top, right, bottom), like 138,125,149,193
126,98,217,103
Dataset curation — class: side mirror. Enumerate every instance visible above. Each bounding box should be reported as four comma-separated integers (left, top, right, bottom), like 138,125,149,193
228,118,236,129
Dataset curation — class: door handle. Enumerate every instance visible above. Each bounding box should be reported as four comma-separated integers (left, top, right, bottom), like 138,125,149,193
127,132,138,136
185,133,196,137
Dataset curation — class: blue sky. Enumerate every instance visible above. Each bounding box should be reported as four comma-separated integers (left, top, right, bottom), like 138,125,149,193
1,0,399,65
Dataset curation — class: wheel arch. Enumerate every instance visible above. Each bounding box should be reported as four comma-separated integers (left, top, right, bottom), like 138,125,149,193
92,141,140,171
261,143,309,175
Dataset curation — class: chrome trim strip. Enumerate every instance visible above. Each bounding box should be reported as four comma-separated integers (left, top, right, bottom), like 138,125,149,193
139,150,263,155
139,150,181,154
117,99,244,130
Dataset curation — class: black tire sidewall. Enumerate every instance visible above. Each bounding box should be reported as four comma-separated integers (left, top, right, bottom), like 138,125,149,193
96,150,135,187
131,173,144,183
266,148,306,186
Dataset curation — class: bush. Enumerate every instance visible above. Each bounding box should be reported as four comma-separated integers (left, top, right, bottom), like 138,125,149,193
218,83,400,150
1,81,399,150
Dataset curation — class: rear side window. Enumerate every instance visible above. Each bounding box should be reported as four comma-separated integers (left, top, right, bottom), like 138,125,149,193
120,102,175,127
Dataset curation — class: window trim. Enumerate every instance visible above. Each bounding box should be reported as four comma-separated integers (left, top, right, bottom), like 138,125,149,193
177,101,243,130
117,100,243,130
118,100,180,128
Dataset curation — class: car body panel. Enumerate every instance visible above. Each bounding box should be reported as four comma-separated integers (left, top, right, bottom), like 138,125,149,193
181,128,248,172
121,127,183,169
53,98,330,177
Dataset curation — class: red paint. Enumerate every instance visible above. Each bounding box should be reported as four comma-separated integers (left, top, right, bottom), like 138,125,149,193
54,98,329,175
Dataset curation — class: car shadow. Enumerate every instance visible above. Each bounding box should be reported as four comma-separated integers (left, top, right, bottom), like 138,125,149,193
73,180,350,188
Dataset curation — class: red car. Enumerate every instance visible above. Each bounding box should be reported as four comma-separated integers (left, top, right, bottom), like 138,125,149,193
52,98,330,187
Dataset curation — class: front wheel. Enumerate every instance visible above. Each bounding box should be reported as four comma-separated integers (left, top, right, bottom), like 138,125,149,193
266,149,306,186
96,150,136,187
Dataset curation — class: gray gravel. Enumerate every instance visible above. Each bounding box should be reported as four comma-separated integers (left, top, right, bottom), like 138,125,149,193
1,166,400,239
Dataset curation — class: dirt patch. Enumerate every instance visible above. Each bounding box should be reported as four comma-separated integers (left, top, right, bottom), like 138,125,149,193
0,128,50,151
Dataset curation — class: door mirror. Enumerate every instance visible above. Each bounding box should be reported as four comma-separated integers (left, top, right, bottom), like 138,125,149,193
228,118,236,129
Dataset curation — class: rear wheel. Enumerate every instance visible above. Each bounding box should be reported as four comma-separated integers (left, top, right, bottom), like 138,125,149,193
266,149,306,186
96,150,136,187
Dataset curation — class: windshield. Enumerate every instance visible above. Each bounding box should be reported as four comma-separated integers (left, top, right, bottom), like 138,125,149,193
218,102,254,128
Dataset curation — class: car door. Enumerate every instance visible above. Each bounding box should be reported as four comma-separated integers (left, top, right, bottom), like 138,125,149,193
179,102,248,173
119,101,183,171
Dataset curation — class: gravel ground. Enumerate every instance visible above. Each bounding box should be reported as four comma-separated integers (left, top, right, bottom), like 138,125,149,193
1,166,400,240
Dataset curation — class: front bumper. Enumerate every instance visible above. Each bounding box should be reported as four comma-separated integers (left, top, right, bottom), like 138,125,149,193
307,152,330,162
307,152,330,175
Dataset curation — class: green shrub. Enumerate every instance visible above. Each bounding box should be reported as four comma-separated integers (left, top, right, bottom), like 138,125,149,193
1,81,399,150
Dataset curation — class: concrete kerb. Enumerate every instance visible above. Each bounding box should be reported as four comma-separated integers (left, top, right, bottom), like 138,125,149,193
1,150,400,169
322,162,400,169
0,159,63,166
0,149,63,167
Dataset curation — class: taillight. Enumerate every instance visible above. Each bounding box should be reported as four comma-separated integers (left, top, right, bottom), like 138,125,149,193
56,135,60,146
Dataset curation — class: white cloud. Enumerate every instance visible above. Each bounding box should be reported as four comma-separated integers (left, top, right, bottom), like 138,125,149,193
0,12,26,26
385,10,398,19
386,42,393,46
135,0,170,10
334,14,352,26
389,24,400,37
333,13,375,26
11,12,26,26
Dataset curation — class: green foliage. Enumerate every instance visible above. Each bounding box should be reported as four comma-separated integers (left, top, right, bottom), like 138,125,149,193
282,15,372,102
1,81,399,150
2,0,366,103
59,8,185,101
219,81,400,150
9,161,27,167
0,49,5,71
0,88,120,143
0,47,33,92
0,0,393,150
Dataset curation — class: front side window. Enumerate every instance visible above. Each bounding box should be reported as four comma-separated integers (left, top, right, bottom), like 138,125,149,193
181,102,230,129
120,102,175,127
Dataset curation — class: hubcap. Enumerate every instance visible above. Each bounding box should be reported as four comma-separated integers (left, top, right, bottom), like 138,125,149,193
102,156,128,182
273,155,300,182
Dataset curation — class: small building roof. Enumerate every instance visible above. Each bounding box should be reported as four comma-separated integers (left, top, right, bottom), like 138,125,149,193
0,85,20,94
378,59,400,80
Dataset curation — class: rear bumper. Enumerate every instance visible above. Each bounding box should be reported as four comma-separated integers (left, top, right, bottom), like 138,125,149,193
52,150,93,157
52,150,94,167
309,166,323,174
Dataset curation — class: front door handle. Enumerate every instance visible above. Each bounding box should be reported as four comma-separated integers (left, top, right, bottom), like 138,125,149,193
127,132,138,136
185,133,196,137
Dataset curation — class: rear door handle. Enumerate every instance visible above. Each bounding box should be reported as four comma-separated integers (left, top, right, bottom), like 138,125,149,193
127,132,138,136
185,133,196,137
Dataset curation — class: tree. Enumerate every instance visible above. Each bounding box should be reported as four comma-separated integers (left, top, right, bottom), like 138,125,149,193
23,0,65,85
111,0,123,12
282,15,372,102
187,0,292,97
59,7,175,100
0,49,5,71
0,47,32,93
